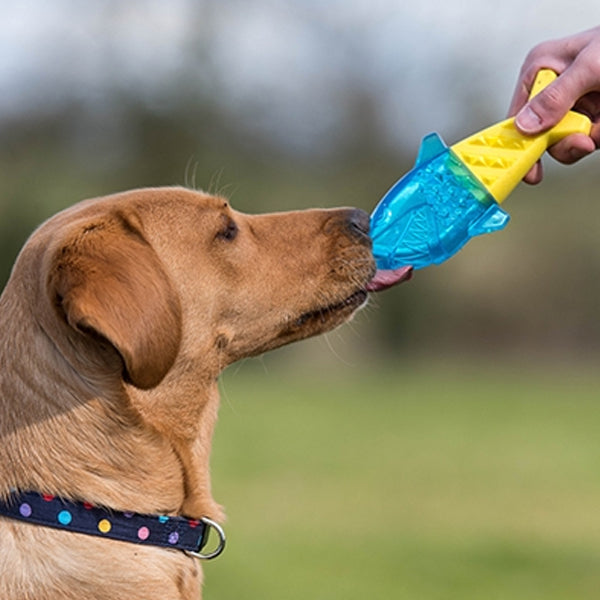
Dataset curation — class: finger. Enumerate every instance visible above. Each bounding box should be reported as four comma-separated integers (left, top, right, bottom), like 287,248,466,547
590,120,600,149
547,133,596,164
515,66,591,134
573,90,600,114
523,160,543,185
508,41,572,117
508,76,534,117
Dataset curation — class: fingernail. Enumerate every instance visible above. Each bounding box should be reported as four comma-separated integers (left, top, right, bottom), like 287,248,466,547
516,106,543,133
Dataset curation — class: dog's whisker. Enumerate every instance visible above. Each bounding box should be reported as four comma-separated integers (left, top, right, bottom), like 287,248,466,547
184,155,201,191
321,332,357,367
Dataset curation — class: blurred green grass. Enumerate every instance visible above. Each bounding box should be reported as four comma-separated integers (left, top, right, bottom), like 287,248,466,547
204,361,600,599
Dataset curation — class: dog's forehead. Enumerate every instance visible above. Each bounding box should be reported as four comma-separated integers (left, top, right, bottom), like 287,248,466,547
143,192,238,235
22,188,230,264
154,189,226,208
89,187,228,216
107,188,231,229
119,187,229,216
128,190,233,239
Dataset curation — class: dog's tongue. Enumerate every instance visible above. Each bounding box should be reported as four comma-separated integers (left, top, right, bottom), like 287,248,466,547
366,266,413,292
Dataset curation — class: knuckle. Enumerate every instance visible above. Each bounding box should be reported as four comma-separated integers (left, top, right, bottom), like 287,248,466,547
525,41,556,65
587,53,600,78
536,84,567,114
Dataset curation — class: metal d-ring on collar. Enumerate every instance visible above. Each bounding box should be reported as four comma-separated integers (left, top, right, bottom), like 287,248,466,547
187,516,226,560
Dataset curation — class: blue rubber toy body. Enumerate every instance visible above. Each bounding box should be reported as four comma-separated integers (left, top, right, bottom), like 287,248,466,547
370,133,510,270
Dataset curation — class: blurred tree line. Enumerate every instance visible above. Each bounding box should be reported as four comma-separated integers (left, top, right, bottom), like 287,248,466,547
1,1,600,362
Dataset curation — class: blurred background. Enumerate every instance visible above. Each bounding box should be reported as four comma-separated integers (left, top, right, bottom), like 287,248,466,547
3,0,600,363
2,1,600,598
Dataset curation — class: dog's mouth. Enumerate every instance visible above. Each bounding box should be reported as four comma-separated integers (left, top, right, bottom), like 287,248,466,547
294,289,368,328
294,265,413,329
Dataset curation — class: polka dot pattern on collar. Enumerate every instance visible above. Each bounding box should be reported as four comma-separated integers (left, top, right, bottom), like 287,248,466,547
0,490,212,555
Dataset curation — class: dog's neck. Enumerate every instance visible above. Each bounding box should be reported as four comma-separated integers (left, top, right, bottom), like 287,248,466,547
1,308,223,521
128,374,224,520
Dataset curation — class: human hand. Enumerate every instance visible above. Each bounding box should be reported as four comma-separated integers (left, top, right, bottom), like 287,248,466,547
508,26,600,184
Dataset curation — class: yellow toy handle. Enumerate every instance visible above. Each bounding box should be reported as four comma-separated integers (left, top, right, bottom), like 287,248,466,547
528,69,592,145
528,68,558,99
451,69,592,203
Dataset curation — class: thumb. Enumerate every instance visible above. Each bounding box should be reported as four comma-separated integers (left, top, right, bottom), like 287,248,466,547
515,71,583,135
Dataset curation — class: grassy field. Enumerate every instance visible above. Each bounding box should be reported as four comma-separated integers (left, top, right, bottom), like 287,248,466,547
203,359,600,599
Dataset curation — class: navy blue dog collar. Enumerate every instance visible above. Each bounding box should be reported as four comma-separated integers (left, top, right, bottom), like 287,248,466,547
0,490,225,560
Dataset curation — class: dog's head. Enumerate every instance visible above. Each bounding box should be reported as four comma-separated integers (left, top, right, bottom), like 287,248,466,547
21,187,408,390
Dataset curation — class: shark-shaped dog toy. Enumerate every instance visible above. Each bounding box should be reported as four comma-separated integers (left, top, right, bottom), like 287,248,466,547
370,70,592,271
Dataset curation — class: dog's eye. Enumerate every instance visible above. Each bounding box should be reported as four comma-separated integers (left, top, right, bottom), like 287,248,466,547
216,218,238,242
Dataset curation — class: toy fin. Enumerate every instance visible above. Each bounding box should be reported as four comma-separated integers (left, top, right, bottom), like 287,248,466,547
468,203,510,237
415,132,448,166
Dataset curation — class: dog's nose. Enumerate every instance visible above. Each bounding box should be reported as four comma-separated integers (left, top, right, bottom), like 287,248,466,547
346,208,371,240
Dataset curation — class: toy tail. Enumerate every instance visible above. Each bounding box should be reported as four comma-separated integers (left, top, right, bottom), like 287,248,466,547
451,70,591,203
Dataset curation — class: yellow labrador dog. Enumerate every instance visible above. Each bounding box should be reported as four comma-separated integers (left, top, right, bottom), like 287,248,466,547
0,187,411,599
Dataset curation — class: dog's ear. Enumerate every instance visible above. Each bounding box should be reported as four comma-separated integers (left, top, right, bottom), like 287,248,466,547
49,212,182,389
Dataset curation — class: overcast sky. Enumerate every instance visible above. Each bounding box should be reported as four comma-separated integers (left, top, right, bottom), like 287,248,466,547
1,0,599,152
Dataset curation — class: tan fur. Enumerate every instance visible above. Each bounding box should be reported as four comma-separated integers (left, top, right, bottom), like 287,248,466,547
0,186,376,599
